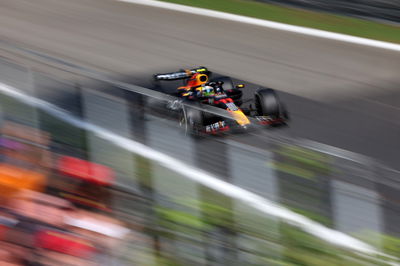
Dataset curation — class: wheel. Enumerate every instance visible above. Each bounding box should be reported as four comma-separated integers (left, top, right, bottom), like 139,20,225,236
179,104,204,136
254,88,281,118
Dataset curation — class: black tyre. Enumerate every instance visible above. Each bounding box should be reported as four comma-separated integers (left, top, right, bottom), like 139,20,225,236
179,104,204,136
255,88,280,117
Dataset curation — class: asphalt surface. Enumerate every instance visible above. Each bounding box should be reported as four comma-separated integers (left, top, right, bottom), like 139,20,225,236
1,0,400,169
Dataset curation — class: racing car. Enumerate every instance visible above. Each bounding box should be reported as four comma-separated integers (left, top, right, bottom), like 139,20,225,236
153,66,288,135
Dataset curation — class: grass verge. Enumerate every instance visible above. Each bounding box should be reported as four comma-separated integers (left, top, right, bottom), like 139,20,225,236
160,0,400,44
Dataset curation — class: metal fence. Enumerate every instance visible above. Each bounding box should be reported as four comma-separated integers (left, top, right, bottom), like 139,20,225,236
1,42,400,265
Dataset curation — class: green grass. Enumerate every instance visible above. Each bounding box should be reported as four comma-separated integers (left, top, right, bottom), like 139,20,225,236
160,0,400,44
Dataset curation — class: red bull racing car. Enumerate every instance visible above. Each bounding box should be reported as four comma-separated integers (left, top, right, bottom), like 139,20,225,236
154,66,289,135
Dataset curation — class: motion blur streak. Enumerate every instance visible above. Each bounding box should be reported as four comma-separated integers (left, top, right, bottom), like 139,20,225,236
119,0,400,51
2,82,395,261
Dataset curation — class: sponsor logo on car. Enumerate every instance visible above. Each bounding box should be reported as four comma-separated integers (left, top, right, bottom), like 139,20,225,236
206,121,226,132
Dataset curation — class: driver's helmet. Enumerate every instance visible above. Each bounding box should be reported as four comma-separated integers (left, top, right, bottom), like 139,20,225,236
201,85,215,97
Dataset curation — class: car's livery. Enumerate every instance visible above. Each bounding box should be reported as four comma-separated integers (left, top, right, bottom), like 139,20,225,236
154,67,288,135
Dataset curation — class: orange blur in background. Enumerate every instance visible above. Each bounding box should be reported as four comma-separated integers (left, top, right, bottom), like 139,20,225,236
0,121,128,265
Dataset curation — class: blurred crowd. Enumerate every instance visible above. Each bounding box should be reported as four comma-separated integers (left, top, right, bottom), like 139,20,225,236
0,121,129,265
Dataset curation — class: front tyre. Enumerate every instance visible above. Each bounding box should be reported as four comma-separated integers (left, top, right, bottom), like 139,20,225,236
255,88,281,118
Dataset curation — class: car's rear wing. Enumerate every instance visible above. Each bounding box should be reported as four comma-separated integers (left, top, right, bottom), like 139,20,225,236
154,67,208,81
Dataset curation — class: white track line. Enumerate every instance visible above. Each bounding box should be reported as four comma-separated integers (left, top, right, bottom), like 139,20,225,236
118,0,400,52
2,82,399,264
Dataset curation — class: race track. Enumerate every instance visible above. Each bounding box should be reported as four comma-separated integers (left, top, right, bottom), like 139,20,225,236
1,0,400,168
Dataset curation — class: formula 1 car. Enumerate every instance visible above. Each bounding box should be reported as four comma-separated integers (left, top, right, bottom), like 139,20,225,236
153,66,288,135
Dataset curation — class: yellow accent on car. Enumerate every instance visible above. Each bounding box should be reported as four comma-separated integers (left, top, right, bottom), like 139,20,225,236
231,110,250,126
196,74,208,84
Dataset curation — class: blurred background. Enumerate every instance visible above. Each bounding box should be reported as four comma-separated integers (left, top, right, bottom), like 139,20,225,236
1,0,400,265
256,0,400,23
